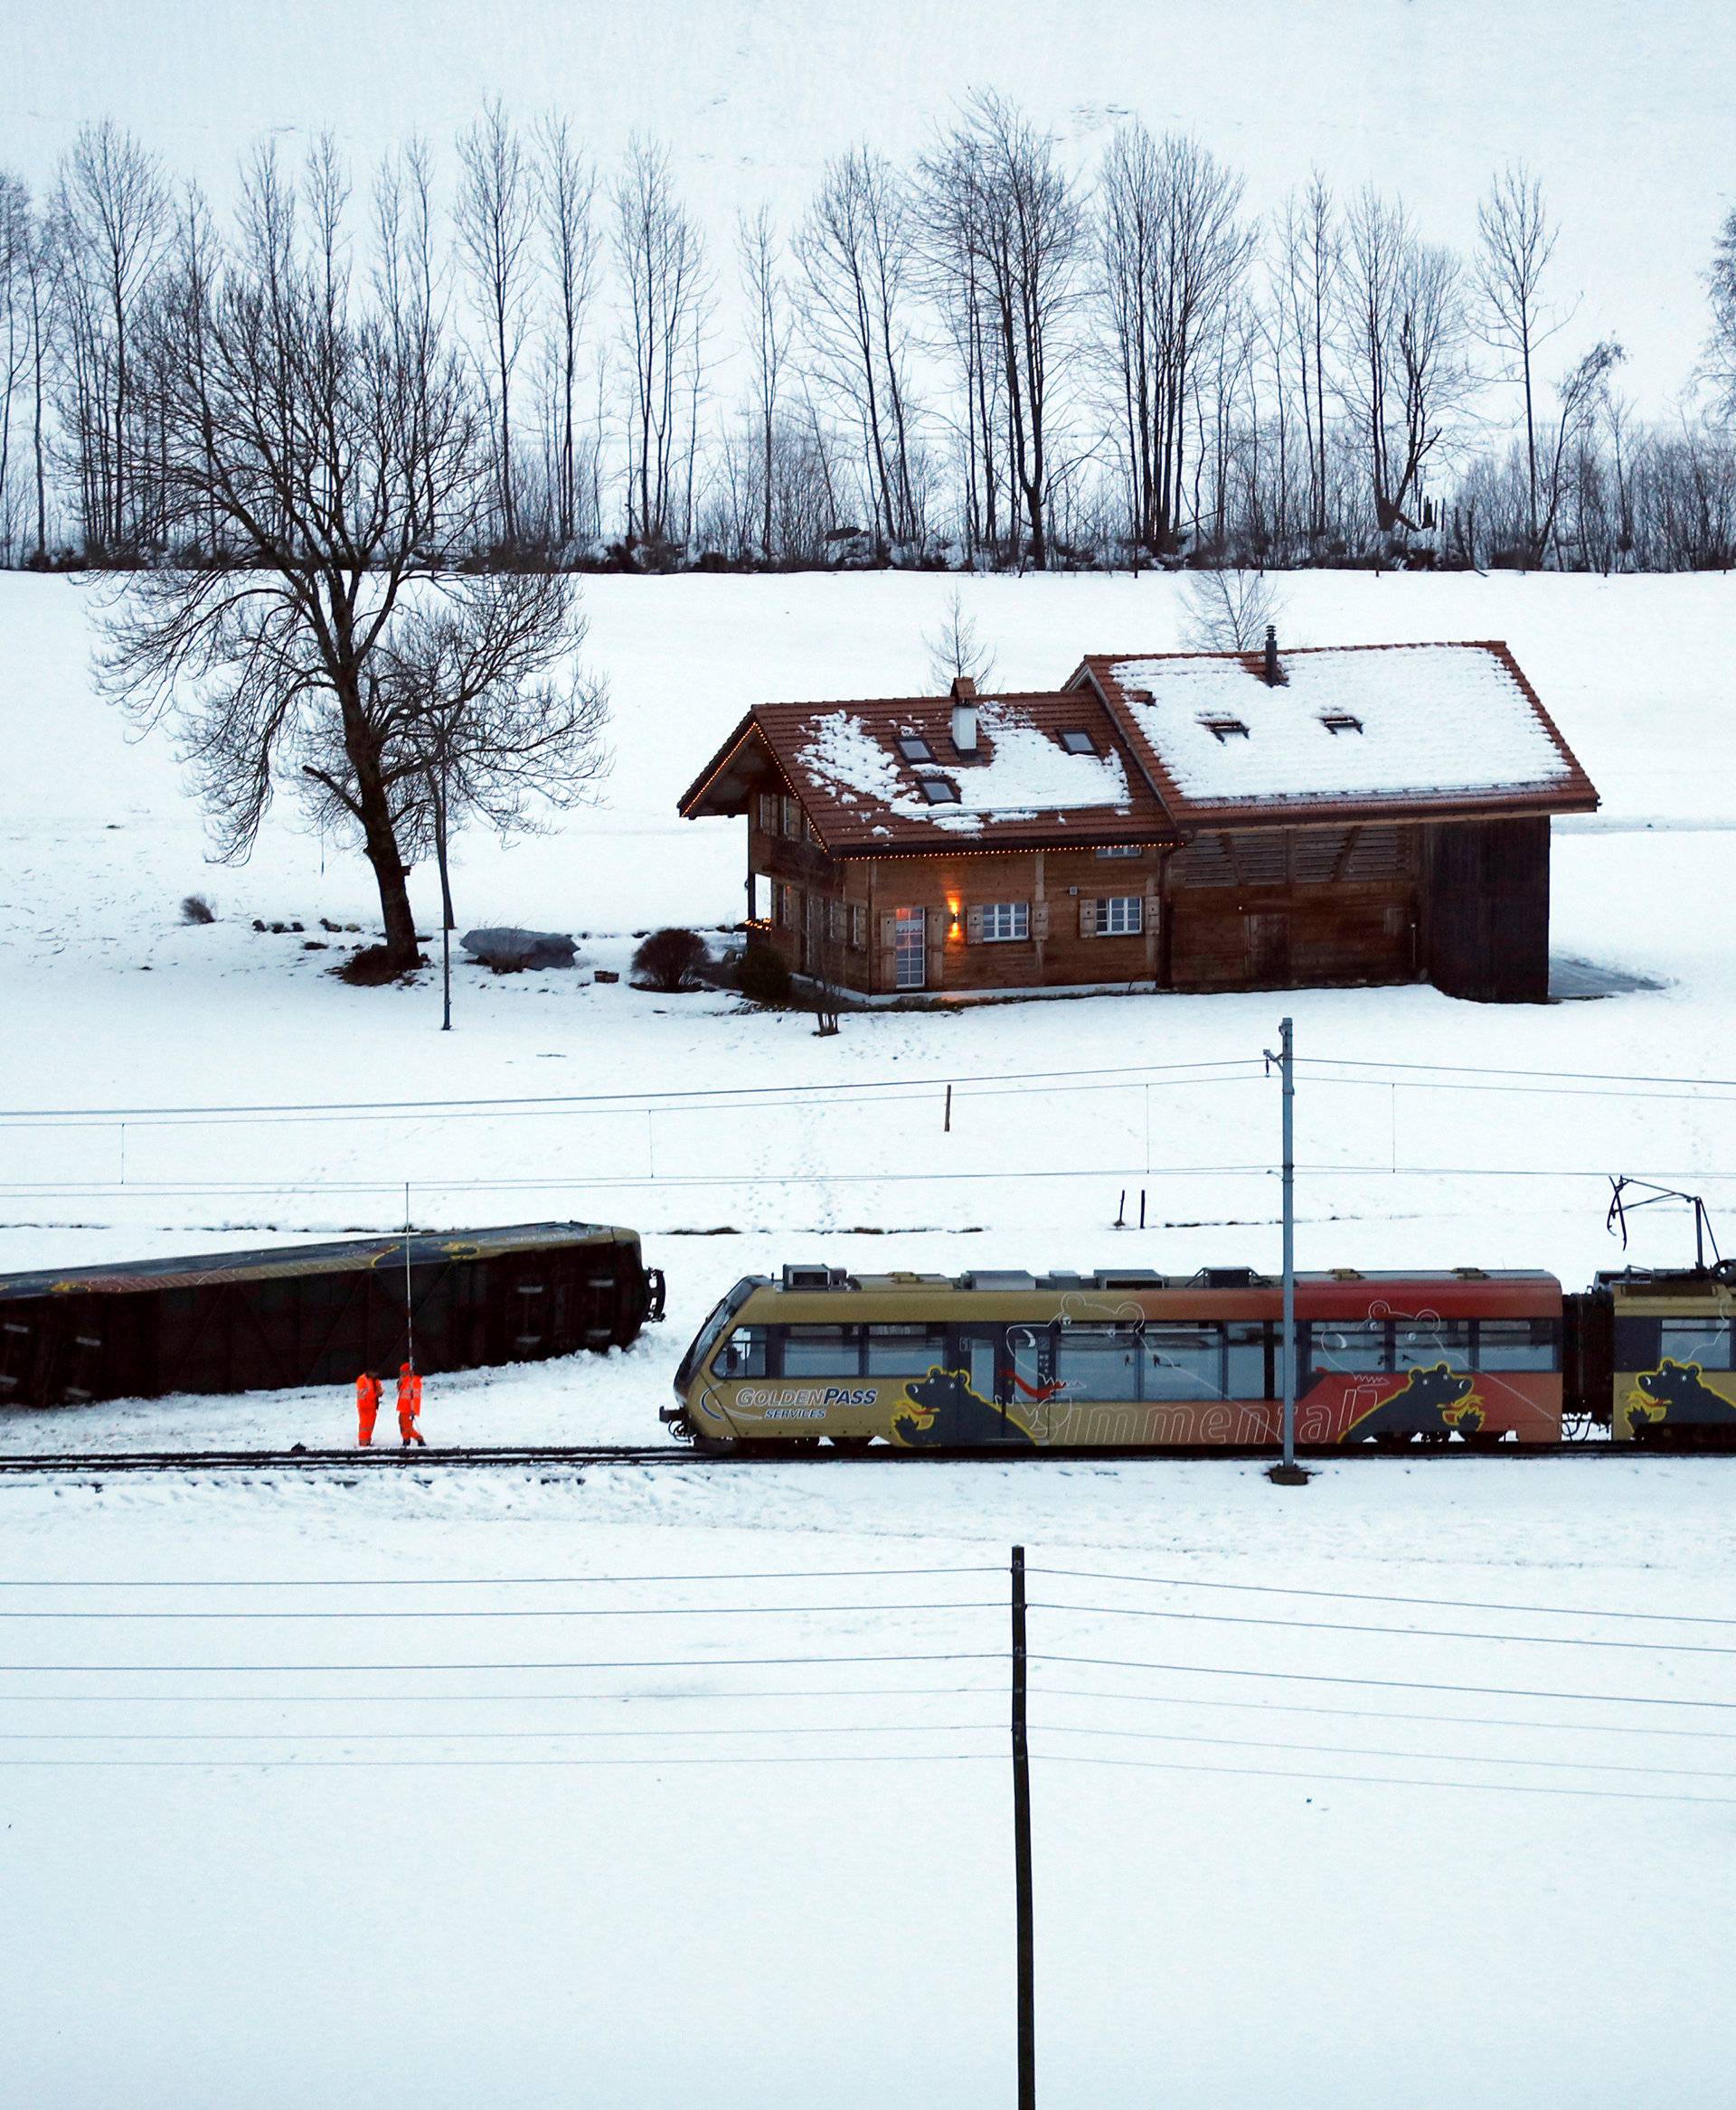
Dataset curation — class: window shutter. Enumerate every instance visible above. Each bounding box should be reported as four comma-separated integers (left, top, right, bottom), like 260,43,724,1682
966,906,985,944
1080,898,1099,937
1033,900,1051,940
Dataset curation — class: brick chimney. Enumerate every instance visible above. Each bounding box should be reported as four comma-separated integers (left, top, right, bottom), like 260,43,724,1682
1262,624,1279,685
950,674,978,752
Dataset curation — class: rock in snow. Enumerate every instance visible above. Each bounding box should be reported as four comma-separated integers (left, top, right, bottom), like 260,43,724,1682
459,926,579,970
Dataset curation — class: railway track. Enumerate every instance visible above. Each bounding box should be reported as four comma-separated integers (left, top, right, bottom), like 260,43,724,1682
0,1437,1724,1474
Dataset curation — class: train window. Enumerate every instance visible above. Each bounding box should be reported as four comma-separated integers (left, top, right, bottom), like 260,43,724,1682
780,1324,863,1376
1312,1321,1388,1373
713,1328,769,1380
1475,1319,1559,1371
1055,1326,1140,1400
864,1324,948,1376
1142,1326,1222,1399
1612,1317,1658,1371
1224,1323,1269,1399
1659,1318,1735,1370
1395,1321,1471,1368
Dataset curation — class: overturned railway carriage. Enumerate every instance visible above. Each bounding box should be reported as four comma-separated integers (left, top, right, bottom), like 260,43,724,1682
667,1265,1566,1449
0,1222,662,1409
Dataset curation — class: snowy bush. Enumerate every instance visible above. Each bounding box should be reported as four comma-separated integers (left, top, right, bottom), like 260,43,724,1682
180,893,216,925
632,928,710,993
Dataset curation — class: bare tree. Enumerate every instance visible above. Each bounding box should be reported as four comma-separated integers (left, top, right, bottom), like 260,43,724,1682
1476,165,1570,555
1096,126,1255,557
795,149,924,551
1180,569,1286,651
96,144,598,972
1271,174,1338,547
737,205,792,559
920,93,1083,568
612,137,711,548
1338,189,1474,543
306,570,611,939
455,100,537,545
923,585,997,689
0,173,29,559
52,121,170,553
1703,204,1736,419
536,115,598,548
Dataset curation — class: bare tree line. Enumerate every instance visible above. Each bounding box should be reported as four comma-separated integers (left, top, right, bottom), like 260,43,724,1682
5,108,1736,574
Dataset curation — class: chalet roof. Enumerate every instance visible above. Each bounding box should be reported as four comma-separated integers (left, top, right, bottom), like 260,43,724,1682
677,639,1599,851
1071,640,1599,826
676,691,1179,853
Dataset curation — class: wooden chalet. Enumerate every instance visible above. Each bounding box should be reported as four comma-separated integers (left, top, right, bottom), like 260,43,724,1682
676,638,1599,1003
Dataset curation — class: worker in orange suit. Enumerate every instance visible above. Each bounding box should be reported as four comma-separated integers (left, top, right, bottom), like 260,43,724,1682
396,1361,425,1447
355,1371,382,1448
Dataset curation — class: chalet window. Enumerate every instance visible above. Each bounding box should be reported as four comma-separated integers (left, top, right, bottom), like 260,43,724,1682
1319,712,1363,735
898,735,936,764
826,898,848,945
1095,844,1140,861
849,902,867,951
977,901,1029,943
781,794,802,836
1201,715,1250,743
1059,729,1097,755
917,776,959,805
756,792,779,833
1090,895,1143,937
774,882,797,930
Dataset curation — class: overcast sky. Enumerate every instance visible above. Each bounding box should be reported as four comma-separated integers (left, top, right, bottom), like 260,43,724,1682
5,0,1729,412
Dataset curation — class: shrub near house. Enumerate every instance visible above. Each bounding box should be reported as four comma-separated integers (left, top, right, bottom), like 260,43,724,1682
676,642,1597,1004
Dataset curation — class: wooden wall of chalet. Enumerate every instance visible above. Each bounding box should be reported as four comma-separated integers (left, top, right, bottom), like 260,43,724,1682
1165,824,1418,992
744,793,1552,1004
1422,816,1552,1004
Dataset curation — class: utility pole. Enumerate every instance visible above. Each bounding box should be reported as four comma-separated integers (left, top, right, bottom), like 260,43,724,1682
1011,1545,1035,2109
1265,1018,1309,1485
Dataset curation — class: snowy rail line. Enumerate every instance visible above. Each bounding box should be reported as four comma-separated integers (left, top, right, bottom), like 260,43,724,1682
1,1438,1721,1474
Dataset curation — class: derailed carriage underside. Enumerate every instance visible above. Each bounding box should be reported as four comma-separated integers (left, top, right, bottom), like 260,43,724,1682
0,1223,663,1409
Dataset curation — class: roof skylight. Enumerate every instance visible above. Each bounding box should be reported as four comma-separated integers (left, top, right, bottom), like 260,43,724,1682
917,776,960,805
1059,729,1097,755
1201,715,1250,743
898,735,936,764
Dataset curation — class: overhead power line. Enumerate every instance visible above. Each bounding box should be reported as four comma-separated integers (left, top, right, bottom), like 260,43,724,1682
1035,1750,1736,1806
1031,1600,1736,1656
1036,1653,1736,1711
1032,1566,1736,1629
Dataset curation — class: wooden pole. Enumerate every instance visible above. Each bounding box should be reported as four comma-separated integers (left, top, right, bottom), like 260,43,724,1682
1012,1544,1035,2109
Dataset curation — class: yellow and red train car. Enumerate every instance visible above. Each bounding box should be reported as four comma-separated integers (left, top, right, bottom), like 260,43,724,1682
665,1264,1564,1449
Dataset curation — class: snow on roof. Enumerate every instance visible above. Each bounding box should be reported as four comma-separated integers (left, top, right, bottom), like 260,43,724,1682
1111,645,1576,806
795,699,1131,835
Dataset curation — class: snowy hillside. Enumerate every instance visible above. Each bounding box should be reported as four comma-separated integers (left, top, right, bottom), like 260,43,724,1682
5,568,1736,2110
2,567,1733,1323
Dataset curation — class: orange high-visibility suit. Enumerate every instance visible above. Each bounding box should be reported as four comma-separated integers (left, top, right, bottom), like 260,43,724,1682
355,1372,382,1447
396,1363,425,1447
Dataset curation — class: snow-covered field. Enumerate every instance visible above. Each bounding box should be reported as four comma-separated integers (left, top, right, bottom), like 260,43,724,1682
3,568,1735,2105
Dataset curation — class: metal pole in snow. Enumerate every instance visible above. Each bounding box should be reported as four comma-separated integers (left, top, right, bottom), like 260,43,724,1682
403,1182,415,1372
1280,1016,1296,1470
1011,1545,1035,2110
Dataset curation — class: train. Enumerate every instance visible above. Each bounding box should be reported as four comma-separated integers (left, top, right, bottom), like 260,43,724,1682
0,1222,664,1409
663,1258,1736,1450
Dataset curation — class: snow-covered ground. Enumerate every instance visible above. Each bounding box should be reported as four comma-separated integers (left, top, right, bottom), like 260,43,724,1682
3,1459,1733,2108
3,569,1735,2105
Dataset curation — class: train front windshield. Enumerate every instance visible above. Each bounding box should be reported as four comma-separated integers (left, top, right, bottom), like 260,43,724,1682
674,1277,759,1396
